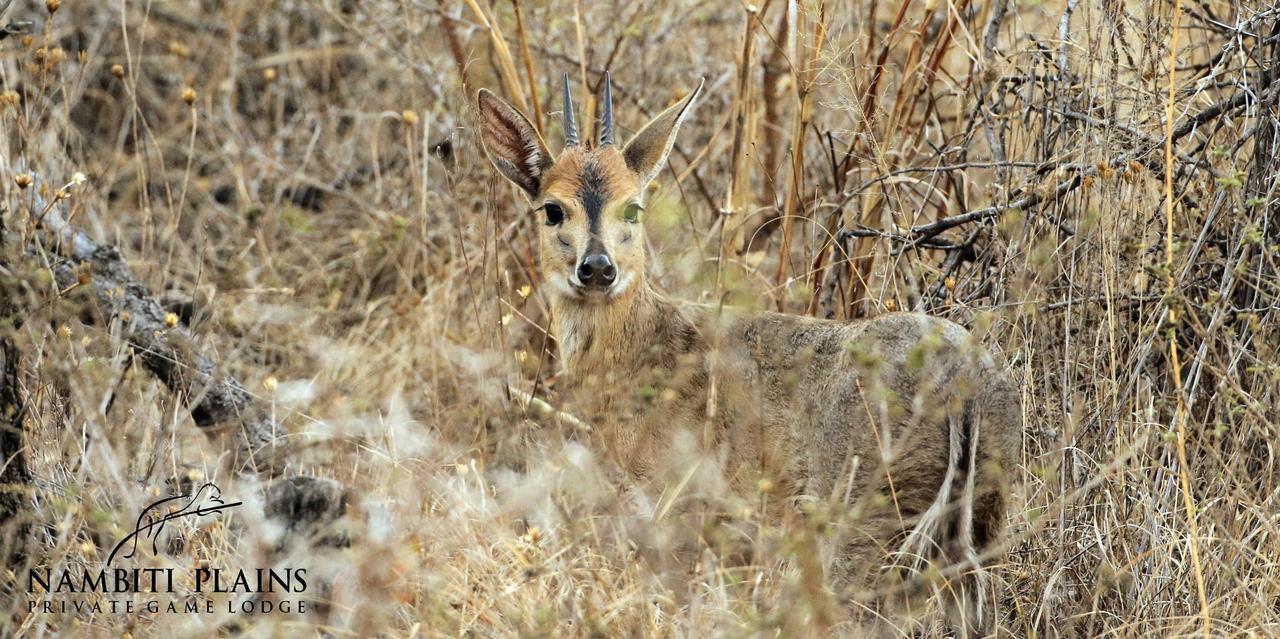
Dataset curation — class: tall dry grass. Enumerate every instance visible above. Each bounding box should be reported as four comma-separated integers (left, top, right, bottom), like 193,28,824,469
0,0,1277,636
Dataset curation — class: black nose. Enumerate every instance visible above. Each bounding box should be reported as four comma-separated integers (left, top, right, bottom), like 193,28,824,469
576,253,617,288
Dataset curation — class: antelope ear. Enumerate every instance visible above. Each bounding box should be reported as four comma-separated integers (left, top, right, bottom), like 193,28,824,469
623,78,704,190
477,89,553,198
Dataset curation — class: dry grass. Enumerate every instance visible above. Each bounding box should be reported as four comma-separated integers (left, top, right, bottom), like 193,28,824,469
1,0,1278,636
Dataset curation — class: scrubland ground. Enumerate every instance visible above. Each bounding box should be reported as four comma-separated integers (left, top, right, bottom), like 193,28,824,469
0,0,1278,637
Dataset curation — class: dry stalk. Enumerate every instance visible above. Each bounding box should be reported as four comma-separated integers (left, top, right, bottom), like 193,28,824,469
774,0,826,307
1160,0,1210,634
723,3,766,263
462,0,528,110
511,0,543,134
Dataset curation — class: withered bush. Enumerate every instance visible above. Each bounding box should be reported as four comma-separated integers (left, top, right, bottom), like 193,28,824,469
0,0,1276,636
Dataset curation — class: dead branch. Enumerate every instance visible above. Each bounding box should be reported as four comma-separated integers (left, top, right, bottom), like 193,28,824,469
15,179,357,548
0,334,28,530
30,183,282,475
507,384,592,432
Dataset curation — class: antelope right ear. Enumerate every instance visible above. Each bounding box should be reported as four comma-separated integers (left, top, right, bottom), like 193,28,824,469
623,78,704,190
477,89,553,198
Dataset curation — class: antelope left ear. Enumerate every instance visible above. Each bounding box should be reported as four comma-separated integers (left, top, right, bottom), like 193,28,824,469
623,78,704,190
477,89,553,198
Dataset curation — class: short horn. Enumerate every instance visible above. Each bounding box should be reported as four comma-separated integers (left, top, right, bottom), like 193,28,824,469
562,72,580,148
599,71,614,146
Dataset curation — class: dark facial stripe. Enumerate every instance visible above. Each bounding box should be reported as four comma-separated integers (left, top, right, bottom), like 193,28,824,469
584,237,606,259
577,160,609,235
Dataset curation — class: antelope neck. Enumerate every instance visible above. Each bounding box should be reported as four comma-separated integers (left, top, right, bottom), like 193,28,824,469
551,280,658,377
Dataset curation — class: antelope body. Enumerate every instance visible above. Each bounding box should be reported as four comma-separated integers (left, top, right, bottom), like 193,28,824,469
478,74,1023,634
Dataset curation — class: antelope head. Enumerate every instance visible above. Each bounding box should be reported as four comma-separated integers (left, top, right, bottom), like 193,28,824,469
478,73,702,305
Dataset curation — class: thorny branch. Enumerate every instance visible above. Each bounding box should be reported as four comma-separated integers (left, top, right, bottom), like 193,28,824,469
839,79,1280,249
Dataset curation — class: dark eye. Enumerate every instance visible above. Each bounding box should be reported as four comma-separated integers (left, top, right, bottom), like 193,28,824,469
623,202,642,224
544,202,564,226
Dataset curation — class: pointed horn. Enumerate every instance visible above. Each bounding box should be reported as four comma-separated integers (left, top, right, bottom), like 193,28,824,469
599,71,614,146
562,72,580,148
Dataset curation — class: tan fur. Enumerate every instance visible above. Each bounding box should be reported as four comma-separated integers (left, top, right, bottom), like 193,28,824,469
478,83,1023,635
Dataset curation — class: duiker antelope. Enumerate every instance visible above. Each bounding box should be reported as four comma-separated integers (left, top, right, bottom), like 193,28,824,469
478,73,1022,634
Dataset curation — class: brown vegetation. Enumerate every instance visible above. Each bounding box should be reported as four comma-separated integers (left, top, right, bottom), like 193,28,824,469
0,0,1277,636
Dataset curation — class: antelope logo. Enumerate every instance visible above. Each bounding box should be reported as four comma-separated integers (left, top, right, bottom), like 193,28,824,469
107,482,241,565
477,73,1023,635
